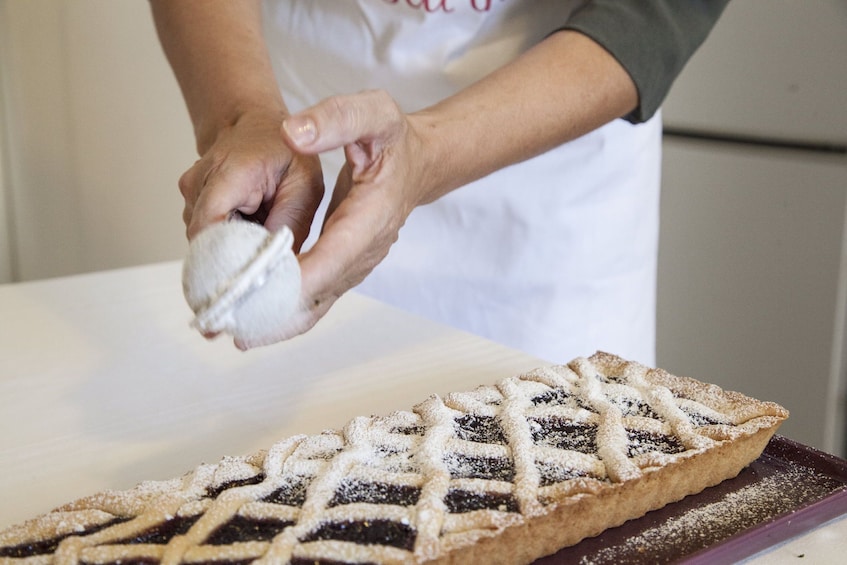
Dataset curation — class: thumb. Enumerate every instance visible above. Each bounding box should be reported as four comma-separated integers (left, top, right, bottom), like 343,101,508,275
281,90,400,154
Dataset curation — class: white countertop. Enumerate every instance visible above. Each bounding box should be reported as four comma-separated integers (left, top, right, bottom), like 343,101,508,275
1,261,845,562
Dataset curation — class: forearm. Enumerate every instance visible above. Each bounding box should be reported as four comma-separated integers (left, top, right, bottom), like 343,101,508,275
411,30,638,204
149,0,285,153
563,0,730,122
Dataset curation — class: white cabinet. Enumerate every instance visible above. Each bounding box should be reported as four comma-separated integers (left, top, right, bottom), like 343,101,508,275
662,0,847,146
657,138,847,454
657,0,847,455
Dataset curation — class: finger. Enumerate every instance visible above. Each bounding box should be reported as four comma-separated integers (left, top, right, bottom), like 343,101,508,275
324,162,353,222
281,90,401,154
179,162,204,231
186,172,265,240
299,194,396,316
235,178,393,350
264,191,319,252
186,186,246,239
264,160,325,251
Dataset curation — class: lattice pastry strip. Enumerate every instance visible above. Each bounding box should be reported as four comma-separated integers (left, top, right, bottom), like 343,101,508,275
0,352,788,564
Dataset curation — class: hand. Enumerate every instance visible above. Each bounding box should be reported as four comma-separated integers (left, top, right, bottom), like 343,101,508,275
277,90,437,335
178,109,324,250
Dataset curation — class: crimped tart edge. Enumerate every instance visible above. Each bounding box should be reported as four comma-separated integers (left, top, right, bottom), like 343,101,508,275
426,420,783,564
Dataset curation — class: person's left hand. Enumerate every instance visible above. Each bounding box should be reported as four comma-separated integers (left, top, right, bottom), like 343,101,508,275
275,89,439,337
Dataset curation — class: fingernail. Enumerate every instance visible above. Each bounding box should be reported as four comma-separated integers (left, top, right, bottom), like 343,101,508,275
283,116,317,146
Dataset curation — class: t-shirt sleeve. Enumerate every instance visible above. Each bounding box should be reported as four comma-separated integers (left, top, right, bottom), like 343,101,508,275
560,0,730,123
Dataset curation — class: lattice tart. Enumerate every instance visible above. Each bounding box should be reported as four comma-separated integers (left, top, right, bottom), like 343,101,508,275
0,352,788,564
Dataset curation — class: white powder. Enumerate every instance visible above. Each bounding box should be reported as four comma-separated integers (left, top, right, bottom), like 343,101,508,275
579,462,842,564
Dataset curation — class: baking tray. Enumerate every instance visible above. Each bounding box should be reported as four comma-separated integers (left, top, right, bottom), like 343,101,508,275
536,436,847,564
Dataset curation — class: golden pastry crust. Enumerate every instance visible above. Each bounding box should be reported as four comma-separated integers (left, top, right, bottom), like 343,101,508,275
0,353,788,564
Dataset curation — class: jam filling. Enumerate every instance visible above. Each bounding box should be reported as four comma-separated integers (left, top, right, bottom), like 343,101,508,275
204,515,294,545
370,446,419,473
301,519,416,551
370,454,419,475
85,555,265,564
80,559,160,565
453,414,507,445
592,372,611,384
85,557,258,565
0,517,130,558
605,373,628,384
184,560,255,565
535,461,593,487
262,476,312,507
205,473,266,499
390,424,426,436
290,559,377,565
531,389,595,412
84,558,257,565
329,480,421,507
445,453,515,482
613,397,662,420
443,489,519,513
680,406,729,426
530,418,598,454
374,444,400,457
307,448,343,461
626,429,686,457
112,514,201,545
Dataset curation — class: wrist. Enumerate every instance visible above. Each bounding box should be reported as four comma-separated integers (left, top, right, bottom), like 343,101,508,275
407,110,471,206
195,102,289,155
408,107,502,206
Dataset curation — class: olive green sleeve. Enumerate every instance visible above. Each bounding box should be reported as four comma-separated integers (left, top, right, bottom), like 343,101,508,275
561,0,731,123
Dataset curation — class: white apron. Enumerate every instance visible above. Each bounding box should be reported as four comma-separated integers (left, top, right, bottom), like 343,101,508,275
263,0,661,365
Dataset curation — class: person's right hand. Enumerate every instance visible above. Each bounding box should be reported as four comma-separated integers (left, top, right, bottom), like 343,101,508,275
177,109,325,251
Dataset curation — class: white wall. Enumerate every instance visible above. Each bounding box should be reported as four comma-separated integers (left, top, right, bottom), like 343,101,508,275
0,0,194,282
0,142,12,284
0,0,19,283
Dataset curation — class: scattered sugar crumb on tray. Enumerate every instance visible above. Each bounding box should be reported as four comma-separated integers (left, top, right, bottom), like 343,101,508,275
540,437,847,565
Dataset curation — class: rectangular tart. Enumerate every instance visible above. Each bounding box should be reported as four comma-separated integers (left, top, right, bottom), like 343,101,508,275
0,352,788,564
